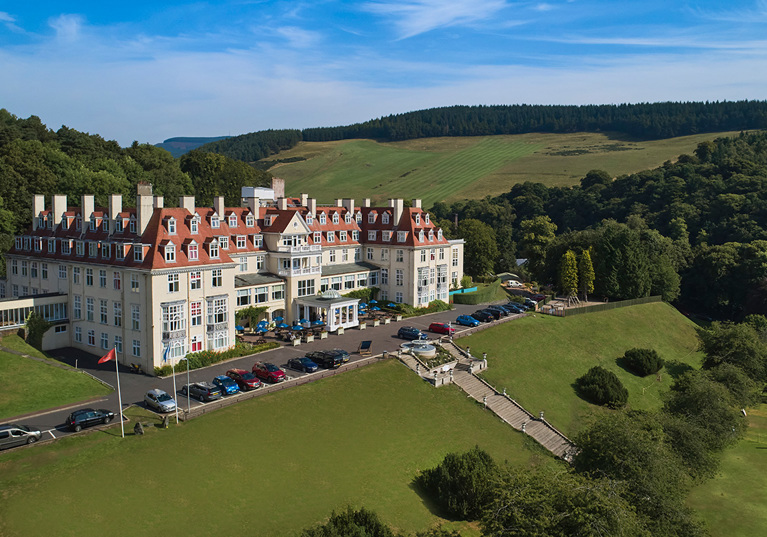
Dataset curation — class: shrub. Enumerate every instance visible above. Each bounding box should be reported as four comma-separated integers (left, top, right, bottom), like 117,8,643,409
415,446,499,520
460,275,473,288
622,348,664,376
152,340,280,376
300,507,398,537
575,366,628,408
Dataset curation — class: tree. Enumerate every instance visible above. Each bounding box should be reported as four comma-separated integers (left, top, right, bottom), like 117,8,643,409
456,219,499,278
578,248,595,301
559,250,578,298
575,366,628,408
698,321,767,382
300,507,401,537
622,348,664,376
518,216,557,281
25,312,51,350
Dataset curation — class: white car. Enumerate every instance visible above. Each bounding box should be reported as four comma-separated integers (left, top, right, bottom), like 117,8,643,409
507,280,523,288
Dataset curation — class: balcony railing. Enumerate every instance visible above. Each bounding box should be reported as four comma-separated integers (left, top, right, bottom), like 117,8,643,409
275,244,322,253
162,329,186,341
206,322,228,333
278,266,321,278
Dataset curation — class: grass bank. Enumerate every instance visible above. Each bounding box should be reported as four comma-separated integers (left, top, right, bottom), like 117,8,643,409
687,404,767,537
0,335,112,420
0,359,546,537
456,302,702,436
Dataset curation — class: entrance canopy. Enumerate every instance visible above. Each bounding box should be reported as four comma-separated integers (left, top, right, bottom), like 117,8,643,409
294,290,360,332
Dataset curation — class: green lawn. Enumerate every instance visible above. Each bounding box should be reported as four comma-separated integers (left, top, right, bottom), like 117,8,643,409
687,404,767,537
0,335,112,419
0,359,546,537
457,302,703,436
267,131,740,205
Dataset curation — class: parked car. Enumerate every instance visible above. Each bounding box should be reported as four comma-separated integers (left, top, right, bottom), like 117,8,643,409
471,311,495,323
486,305,509,317
456,315,480,327
325,348,350,363
212,375,240,395
507,280,523,288
0,424,42,449
429,322,456,336
397,326,428,340
530,293,545,302
305,351,344,369
252,362,287,383
477,309,501,320
181,382,222,402
144,389,177,413
67,408,115,432
226,368,262,391
503,302,526,313
524,297,537,308
287,357,319,373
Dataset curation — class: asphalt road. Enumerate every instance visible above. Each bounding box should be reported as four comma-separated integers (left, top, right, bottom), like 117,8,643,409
5,302,516,444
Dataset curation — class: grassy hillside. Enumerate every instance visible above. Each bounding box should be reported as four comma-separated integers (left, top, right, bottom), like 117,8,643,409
687,404,767,537
267,131,740,206
457,302,702,436
0,335,111,419
0,360,546,537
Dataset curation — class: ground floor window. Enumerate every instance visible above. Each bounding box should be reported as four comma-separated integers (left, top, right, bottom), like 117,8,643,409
74,326,82,343
115,335,123,354
209,331,228,350
395,292,403,303
132,339,141,357
87,329,95,346
191,335,203,352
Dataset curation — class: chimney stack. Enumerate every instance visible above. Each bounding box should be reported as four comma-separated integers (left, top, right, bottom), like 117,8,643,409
277,197,288,210
180,195,196,215
389,198,404,226
32,195,45,230
52,195,67,227
342,198,355,215
81,194,95,230
363,198,371,208
213,196,225,217
271,177,285,198
412,199,422,209
335,198,343,207
300,193,309,207
136,183,154,236
108,194,122,235
153,196,164,209
246,196,260,218
308,198,317,216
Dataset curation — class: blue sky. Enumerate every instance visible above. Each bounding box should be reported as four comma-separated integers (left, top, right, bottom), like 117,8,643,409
1,1,766,145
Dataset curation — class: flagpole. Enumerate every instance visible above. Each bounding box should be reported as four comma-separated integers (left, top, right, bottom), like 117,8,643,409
115,349,124,438
172,352,179,424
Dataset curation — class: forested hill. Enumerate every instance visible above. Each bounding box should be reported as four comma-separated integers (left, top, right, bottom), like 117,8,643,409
199,100,767,162
155,136,230,158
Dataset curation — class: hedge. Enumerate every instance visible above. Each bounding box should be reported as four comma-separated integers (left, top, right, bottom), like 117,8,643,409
452,279,502,305
153,340,280,376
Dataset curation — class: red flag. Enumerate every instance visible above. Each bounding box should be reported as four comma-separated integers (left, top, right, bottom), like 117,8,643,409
98,348,116,364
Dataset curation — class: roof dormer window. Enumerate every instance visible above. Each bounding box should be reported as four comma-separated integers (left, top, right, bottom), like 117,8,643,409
219,236,229,250
76,215,82,231
47,215,53,229
319,213,326,225
368,230,376,241
165,244,176,263
228,214,237,228
306,214,313,225
264,215,274,226
425,214,430,224
313,231,321,243
190,215,199,234
345,213,351,224
438,229,443,240
116,218,123,232
419,230,425,242
211,215,220,229
168,217,176,234
368,213,376,224
428,229,434,241
129,217,136,234
356,212,362,223
398,231,407,242
246,214,255,227
188,242,199,261
382,213,390,225
327,231,335,243
133,245,143,262
15,237,22,250
332,213,339,224
209,240,219,259
414,213,420,225
90,216,96,231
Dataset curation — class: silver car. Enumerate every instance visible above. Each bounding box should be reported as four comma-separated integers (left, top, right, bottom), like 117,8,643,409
0,424,42,449
144,389,177,413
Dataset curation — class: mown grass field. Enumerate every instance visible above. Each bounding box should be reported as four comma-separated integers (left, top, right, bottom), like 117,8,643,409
457,302,703,436
0,335,111,419
0,359,547,537
267,131,741,206
687,404,767,537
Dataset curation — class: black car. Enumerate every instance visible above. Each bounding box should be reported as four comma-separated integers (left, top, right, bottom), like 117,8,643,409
67,408,115,432
397,326,428,340
305,351,344,369
503,302,526,313
485,306,509,317
287,357,319,373
472,311,495,323
181,381,223,402
325,348,350,363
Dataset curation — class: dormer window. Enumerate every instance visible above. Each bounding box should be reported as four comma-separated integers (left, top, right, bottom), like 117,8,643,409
327,231,335,243
332,213,339,225
368,230,377,241
102,243,111,258
236,235,246,249
313,231,322,243
265,215,274,226
345,213,351,224
76,215,82,231
168,217,176,234
47,215,53,229
319,213,327,225
90,217,96,231
102,218,108,231
116,218,123,232
129,217,136,234
382,213,390,225
438,229,443,240
425,214,430,224
419,230,425,242
48,238,56,253
24,237,31,250
368,213,376,224
383,231,392,242
15,237,22,249
190,215,199,234
398,231,407,242
219,236,229,250
165,244,176,263
246,214,255,227
209,240,219,259
356,212,362,223
89,241,97,257
211,215,220,229
116,244,125,260
188,242,199,261
340,231,347,241
253,234,263,247
34,237,42,252
229,214,237,228
134,245,144,262
428,230,434,241
306,214,313,225
62,239,72,255
414,214,420,225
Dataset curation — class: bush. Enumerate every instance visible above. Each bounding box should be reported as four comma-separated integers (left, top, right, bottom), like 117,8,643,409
398,300,451,318
460,275,473,288
415,446,499,520
575,366,628,408
622,348,664,376
300,507,398,537
153,340,280,376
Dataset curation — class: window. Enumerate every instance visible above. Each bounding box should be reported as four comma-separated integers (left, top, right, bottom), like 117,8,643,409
320,278,329,292
452,248,459,267
327,231,335,243
237,289,251,306
62,239,71,255
34,237,42,252
329,250,336,263
190,271,201,290
380,290,388,301
313,232,322,243
87,330,95,346
116,218,123,232
41,263,48,279
99,270,107,288
345,275,355,289
421,250,427,262
86,298,94,321
425,214,430,224
255,256,264,270
211,215,220,228
397,231,407,243
162,303,186,333
48,238,56,253
210,331,228,350
219,236,229,250
190,216,199,234
30,262,38,278
253,235,263,248
101,332,109,350
332,213,339,224
74,326,82,343
381,248,389,261
236,235,246,249
367,247,374,260
188,242,198,261
253,287,268,304
439,248,445,260
297,279,315,297
383,231,392,242
395,292,403,303
116,244,125,260
339,231,347,242
131,274,140,292
272,284,285,301
209,241,219,258
345,213,351,224
382,213,390,225
438,229,443,240
131,304,140,330
368,230,376,241
14,237,21,250
239,257,247,272
21,261,28,276
191,335,203,352
381,268,388,285
207,297,228,324
368,213,376,223
114,301,122,327
113,271,121,290
331,276,342,291
319,213,326,225
73,295,82,319
191,302,202,326
396,249,404,262
358,273,368,287
134,245,143,262
168,273,180,293
129,218,136,234
430,267,435,285
369,271,378,285
229,214,238,228
246,214,255,227
73,267,81,285
12,285,18,297
396,269,404,286
102,243,111,258
114,335,123,354
342,249,349,262
415,214,421,225
100,299,108,324
356,212,362,223
352,230,359,241
11,259,17,275
165,245,176,262
419,230,424,242
56,265,65,280
211,269,222,287
132,339,141,357
89,241,97,257
306,214,313,225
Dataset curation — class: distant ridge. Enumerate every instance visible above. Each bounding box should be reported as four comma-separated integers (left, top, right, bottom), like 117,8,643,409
156,136,230,157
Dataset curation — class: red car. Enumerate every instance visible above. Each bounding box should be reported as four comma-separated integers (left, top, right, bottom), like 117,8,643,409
252,362,287,383
226,368,262,391
429,322,456,336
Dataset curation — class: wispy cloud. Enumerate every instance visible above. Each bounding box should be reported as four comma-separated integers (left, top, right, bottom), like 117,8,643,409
49,14,84,42
0,10,24,33
362,0,508,38
536,34,767,52
274,26,322,48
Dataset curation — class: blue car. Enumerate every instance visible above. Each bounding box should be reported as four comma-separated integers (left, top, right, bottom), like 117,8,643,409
212,375,240,395
397,326,428,340
287,357,319,373
456,315,480,327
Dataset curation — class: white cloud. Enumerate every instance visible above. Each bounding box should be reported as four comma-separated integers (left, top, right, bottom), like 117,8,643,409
362,0,508,38
274,26,322,48
48,14,84,42
0,11,15,22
